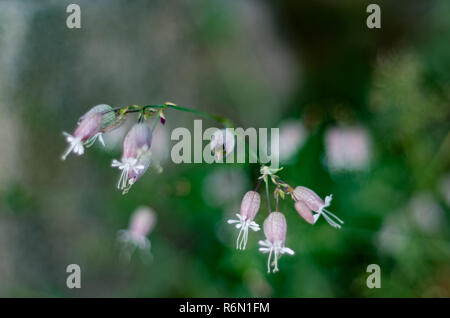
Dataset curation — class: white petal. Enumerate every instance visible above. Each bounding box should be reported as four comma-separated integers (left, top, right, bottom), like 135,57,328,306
98,134,105,147
313,213,321,224
282,247,295,255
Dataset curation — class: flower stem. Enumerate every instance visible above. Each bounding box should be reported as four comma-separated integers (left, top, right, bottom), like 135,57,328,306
265,179,271,214
254,178,262,192
275,189,279,212
151,112,160,133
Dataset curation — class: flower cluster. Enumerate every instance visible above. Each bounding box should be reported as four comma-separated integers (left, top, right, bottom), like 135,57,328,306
62,103,344,274
228,165,344,273
61,104,167,194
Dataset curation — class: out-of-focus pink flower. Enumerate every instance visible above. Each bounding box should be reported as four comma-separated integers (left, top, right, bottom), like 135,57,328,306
111,123,152,193
293,186,343,228
410,193,444,234
258,212,294,273
324,125,372,172
227,191,261,250
203,168,249,207
62,104,116,160
118,206,157,256
210,129,235,162
278,119,307,162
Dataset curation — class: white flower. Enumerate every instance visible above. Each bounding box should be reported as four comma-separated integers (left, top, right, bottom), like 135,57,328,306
111,157,145,190
258,239,294,274
227,213,260,250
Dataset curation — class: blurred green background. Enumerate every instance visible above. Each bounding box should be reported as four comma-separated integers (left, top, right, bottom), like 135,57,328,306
0,0,449,297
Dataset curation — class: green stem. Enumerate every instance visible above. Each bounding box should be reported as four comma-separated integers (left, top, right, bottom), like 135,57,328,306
265,179,272,214
111,103,262,164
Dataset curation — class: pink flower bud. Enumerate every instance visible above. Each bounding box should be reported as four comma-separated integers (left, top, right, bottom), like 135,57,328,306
62,104,116,160
293,186,343,229
111,123,153,193
227,191,261,250
258,212,294,273
118,206,157,259
294,200,314,225
210,129,235,162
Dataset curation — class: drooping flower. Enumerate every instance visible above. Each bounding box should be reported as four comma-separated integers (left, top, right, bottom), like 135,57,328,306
227,191,261,250
292,186,343,228
111,123,152,193
62,104,116,160
210,129,235,162
118,206,157,258
258,212,294,273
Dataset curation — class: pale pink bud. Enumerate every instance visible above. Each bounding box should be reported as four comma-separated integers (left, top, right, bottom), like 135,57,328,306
211,129,235,162
258,212,294,273
294,200,314,225
293,186,343,229
111,124,153,193
118,206,157,258
227,191,261,250
62,104,116,160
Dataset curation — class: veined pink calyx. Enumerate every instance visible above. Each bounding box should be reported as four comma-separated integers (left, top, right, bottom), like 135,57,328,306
258,212,294,273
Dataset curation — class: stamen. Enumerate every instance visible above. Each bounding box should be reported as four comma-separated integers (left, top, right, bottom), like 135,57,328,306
267,248,273,273
322,208,344,224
